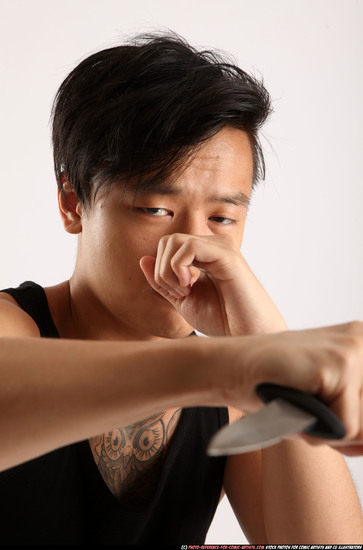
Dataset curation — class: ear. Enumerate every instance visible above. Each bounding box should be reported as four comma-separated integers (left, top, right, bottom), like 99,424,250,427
58,180,82,234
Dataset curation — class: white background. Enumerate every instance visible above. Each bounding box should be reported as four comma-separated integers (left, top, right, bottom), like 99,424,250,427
0,0,362,543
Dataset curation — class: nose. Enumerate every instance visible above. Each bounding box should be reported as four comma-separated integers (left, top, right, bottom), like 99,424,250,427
174,211,213,236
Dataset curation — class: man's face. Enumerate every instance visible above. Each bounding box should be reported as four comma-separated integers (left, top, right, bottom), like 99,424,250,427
73,127,254,340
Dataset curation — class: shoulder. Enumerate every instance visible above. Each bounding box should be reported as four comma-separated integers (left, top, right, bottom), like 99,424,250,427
0,293,40,337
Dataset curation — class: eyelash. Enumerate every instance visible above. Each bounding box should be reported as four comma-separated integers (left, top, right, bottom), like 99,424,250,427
210,216,236,225
139,207,171,216
139,208,236,225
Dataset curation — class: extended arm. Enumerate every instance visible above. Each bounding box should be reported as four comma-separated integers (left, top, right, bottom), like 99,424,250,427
1,297,363,473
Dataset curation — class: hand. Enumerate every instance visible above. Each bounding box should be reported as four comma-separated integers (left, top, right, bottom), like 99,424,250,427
140,233,287,336
233,322,363,455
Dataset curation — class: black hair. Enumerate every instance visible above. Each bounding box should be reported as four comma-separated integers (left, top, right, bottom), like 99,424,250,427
52,32,272,207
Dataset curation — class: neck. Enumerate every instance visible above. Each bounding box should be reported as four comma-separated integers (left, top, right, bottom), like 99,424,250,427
44,277,192,342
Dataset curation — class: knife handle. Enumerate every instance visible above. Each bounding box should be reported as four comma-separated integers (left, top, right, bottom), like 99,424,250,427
256,383,346,439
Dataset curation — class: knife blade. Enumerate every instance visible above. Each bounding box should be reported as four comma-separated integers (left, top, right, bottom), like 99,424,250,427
207,383,346,456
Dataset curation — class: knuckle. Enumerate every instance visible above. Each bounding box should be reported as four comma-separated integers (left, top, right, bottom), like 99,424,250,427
343,417,361,441
326,345,348,369
330,333,363,369
168,233,183,246
218,233,233,246
154,271,163,285
170,255,179,270
172,236,198,259
341,334,360,354
158,234,170,245
183,238,197,253
345,320,363,335
342,336,363,370
157,265,169,281
348,334,363,356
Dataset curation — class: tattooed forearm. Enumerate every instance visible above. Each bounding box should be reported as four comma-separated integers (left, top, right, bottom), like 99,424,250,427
89,408,182,502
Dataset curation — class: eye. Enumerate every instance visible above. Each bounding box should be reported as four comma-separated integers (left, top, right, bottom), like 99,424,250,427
133,420,164,462
139,207,172,217
104,428,126,461
210,216,236,225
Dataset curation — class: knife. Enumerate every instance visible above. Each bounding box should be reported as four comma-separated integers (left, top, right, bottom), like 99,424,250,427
207,383,346,456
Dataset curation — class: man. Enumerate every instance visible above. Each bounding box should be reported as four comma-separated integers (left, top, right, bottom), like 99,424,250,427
0,32,362,543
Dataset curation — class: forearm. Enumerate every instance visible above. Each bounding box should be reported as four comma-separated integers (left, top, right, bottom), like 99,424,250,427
2,321,363,472
0,336,225,471
261,439,363,543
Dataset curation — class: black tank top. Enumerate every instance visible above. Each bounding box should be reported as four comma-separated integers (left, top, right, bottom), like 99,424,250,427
0,281,228,544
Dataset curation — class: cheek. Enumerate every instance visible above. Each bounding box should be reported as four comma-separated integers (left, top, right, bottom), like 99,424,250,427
104,233,157,278
83,211,161,270
233,220,246,248
239,220,247,240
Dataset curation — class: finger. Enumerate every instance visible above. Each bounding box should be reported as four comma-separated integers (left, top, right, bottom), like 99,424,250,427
156,235,197,292
300,371,362,450
170,237,236,285
329,388,361,443
155,233,238,293
171,239,209,286
154,236,168,285
331,443,363,457
139,256,184,301
299,433,363,456
154,236,186,292
321,357,362,443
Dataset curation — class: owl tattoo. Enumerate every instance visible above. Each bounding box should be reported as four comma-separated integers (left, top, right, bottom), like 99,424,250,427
89,408,181,503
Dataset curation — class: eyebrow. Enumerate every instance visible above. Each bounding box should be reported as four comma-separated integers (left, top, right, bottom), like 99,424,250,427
209,192,250,208
136,182,251,208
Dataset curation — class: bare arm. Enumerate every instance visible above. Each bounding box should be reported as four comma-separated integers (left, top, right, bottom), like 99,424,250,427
141,233,363,453
142,234,363,541
1,297,363,474
261,440,363,543
0,318,221,470
224,442,363,543
223,320,363,542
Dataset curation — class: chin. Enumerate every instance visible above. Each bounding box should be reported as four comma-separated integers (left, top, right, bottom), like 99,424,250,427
159,325,195,340
149,307,195,339
138,289,195,339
